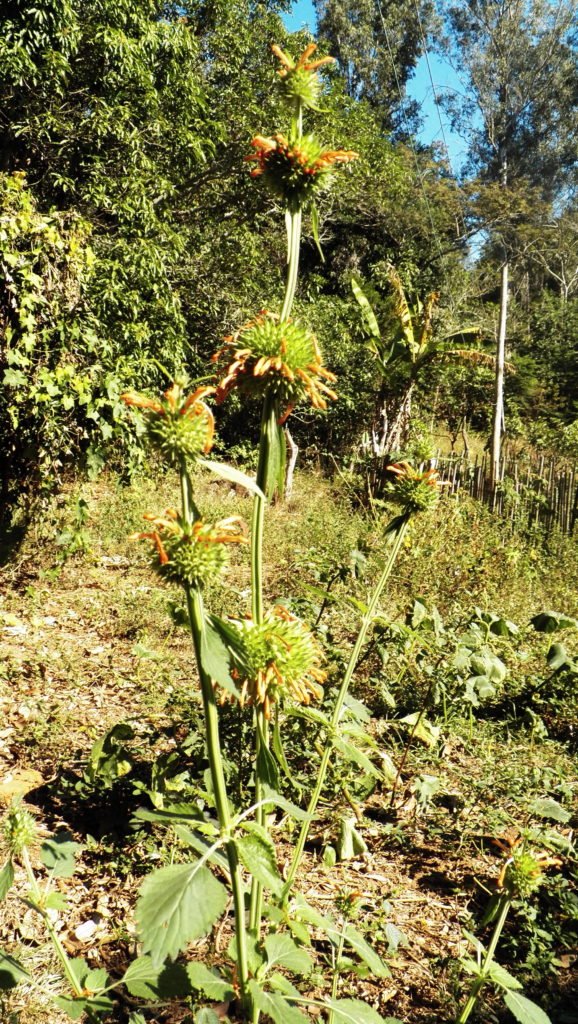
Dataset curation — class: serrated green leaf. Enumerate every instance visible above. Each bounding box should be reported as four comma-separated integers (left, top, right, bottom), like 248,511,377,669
487,960,522,991
343,925,390,978
460,956,482,977
0,860,14,901
198,458,266,500
264,933,313,976
84,967,109,992
194,1010,221,1024
261,784,311,822
324,997,394,1022
172,826,229,873
248,980,310,1024
502,989,552,1024
0,951,29,990
333,737,382,777
186,962,234,1000
45,891,68,911
121,956,162,998
237,826,283,896
136,862,227,967
54,994,115,1019
269,972,303,998
40,832,83,878
529,797,571,824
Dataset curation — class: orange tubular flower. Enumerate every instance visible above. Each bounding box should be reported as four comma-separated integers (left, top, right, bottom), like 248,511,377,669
245,133,357,210
386,461,443,513
212,311,337,418
130,509,248,588
270,43,335,111
225,605,326,720
121,383,215,462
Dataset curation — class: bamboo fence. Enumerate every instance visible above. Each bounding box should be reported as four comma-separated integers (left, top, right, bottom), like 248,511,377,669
432,450,578,536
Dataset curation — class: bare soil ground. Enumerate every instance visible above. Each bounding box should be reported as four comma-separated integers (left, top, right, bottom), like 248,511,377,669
1,478,576,1024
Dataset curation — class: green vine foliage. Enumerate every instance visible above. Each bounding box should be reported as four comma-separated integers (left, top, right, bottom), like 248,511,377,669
0,173,110,509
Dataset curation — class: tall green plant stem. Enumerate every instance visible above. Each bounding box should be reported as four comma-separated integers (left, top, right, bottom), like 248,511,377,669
282,515,410,899
248,394,278,939
280,207,302,322
456,895,511,1024
21,847,84,998
249,106,305,1005
179,462,249,1005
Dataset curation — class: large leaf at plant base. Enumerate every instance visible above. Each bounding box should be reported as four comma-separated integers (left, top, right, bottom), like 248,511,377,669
237,824,283,896
136,862,227,967
0,860,14,901
546,643,572,672
194,1010,221,1024
53,994,115,1019
487,961,522,991
343,925,390,978
198,458,266,500
248,980,310,1024
40,831,83,878
529,797,571,824
264,933,313,976
0,951,29,989
324,997,400,1023
530,611,578,633
122,956,162,998
186,962,234,1001
503,990,552,1024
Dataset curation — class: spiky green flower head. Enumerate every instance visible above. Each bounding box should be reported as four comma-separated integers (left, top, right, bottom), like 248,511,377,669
130,511,248,589
3,803,37,857
271,42,335,112
386,461,441,514
228,606,326,719
212,311,337,420
245,133,358,212
500,847,561,899
121,381,215,464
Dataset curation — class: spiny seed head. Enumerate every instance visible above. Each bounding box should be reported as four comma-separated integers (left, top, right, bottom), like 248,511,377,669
224,606,326,718
245,133,357,211
130,511,248,589
212,312,337,419
271,43,335,112
121,382,215,463
386,462,441,514
500,849,559,898
3,803,37,856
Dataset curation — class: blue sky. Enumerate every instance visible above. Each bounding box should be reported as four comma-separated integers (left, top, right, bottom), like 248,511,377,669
282,0,468,171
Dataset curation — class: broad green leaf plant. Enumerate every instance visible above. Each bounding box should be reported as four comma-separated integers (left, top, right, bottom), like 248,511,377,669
0,44,443,1024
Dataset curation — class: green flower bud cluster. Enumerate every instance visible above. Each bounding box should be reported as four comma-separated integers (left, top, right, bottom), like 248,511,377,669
386,462,441,514
162,527,230,588
3,803,37,857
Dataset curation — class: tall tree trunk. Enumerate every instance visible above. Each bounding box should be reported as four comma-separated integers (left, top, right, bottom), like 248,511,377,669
491,258,509,488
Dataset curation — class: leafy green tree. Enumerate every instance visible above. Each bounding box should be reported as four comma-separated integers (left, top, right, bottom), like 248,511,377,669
441,0,578,482
314,0,433,130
